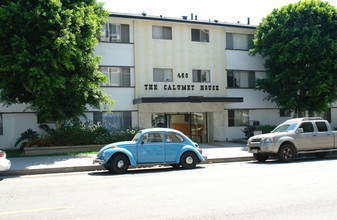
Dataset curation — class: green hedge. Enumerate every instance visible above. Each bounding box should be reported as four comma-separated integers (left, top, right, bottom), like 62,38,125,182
15,122,140,149
241,124,277,139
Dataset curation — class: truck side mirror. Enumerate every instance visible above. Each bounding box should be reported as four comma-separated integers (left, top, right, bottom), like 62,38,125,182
296,128,304,134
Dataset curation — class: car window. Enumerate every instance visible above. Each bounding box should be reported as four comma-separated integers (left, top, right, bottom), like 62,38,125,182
315,122,328,132
165,132,184,143
141,132,163,143
299,122,314,133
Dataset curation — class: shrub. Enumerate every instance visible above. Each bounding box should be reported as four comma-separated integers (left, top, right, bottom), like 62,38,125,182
16,122,140,147
242,124,277,139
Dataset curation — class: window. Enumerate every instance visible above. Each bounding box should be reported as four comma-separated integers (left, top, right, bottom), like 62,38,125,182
227,71,255,88
152,26,172,40
191,29,209,42
141,132,163,143
93,112,131,131
0,114,3,135
193,70,210,83
226,33,254,50
280,109,291,117
100,23,129,43
153,68,173,82
315,122,328,132
165,132,184,143
228,110,249,127
299,122,314,133
100,67,131,87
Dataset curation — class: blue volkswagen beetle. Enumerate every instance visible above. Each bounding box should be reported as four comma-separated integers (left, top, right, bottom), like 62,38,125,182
93,128,205,174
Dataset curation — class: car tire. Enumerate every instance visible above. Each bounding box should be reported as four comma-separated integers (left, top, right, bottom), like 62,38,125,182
108,154,129,174
278,144,296,162
253,153,269,162
180,152,198,169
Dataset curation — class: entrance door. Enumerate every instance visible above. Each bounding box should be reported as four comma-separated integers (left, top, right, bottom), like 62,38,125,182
152,113,208,143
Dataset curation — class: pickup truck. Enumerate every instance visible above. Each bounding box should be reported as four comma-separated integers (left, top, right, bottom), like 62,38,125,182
247,117,337,162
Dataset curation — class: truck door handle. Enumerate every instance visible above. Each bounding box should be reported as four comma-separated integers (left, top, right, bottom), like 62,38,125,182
327,134,331,136
313,134,316,136
160,145,164,147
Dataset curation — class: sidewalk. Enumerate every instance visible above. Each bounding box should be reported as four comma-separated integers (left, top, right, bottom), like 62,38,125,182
1,142,254,176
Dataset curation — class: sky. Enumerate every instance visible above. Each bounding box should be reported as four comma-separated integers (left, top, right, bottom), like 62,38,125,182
99,0,337,25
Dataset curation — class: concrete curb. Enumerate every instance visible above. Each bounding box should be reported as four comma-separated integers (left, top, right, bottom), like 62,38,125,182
0,157,255,176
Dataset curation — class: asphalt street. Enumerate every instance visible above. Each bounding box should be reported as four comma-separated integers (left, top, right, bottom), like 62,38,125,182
1,158,337,219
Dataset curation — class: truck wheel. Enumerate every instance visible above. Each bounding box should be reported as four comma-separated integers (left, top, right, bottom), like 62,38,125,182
180,152,198,169
278,144,296,162
253,153,269,162
109,154,129,174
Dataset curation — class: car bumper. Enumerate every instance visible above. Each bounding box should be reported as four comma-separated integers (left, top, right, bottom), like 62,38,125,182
0,159,11,171
247,142,278,154
93,158,105,165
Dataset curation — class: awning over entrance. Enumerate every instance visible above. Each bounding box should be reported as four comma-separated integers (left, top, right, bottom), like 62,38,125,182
133,96,243,104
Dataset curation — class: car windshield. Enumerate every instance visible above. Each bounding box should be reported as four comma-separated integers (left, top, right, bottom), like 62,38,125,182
132,131,142,141
272,123,298,133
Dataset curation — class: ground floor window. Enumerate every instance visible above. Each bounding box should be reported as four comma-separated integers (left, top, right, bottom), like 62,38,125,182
152,112,207,143
0,114,3,135
228,110,249,127
93,112,131,131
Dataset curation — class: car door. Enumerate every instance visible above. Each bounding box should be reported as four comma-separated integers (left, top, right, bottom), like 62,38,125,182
295,122,316,151
137,132,165,163
314,121,334,149
164,132,186,162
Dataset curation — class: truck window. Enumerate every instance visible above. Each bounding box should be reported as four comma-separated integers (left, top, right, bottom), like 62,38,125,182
315,122,328,132
299,122,314,133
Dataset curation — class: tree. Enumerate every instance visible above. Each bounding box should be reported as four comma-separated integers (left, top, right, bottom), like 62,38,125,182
0,0,113,125
250,0,337,116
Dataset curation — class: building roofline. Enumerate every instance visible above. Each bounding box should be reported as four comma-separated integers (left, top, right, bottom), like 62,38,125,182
109,12,257,30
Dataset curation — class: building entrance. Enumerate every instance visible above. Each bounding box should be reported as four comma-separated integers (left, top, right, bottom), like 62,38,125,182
152,112,208,143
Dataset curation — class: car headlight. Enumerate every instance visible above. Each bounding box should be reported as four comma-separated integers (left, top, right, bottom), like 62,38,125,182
264,137,275,143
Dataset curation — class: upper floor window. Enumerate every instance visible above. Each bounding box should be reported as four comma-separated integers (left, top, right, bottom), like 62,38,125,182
152,26,172,40
153,68,173,82
191,29,209,42
100,23,130,43
0,114,3,135
226,33,254,50
100,67,131,87
192,70,210,83
227,71,255,88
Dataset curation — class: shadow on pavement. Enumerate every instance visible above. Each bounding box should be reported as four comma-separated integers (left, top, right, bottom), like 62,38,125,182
88,165,205,176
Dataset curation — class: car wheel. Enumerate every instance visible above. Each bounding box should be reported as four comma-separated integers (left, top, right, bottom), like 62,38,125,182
109,154,129,174
253,153,269,162
278,144,296,162
315,152,327,159
180,152,198,169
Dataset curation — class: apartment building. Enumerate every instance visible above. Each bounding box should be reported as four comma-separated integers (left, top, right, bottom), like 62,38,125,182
1,12,336,148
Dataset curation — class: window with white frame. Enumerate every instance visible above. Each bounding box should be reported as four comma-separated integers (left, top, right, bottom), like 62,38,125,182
226,33,254,50
100,67,131,87
227,71,255,88
93,112,131,131
152,26,172,40
0,114,3,135
228,110,249,127
100,23,129,43
192,70,210,83
153,68,173,82
191,29,209,42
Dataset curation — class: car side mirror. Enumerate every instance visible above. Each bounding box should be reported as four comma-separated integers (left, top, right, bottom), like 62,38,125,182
141,140,145,145
296,128,304,134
